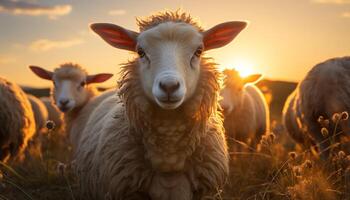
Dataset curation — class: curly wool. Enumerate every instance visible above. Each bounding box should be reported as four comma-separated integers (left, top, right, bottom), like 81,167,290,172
0,77,36,162
76,56,228,199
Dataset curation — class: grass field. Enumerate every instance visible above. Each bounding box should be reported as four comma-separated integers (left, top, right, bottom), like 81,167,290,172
1,80,350,200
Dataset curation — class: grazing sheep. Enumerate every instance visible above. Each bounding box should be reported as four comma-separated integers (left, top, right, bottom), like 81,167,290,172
76,11,247,199
283,57,350,158
0,77,36,162
40,97,64,131
27,94,49,133
220,69,270,149
29,63,114,149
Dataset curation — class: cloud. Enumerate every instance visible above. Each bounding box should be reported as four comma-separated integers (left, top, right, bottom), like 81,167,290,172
341,11,350,17
0,0,72,19
311,0,350,4
0,55,16,64
29,38,84,52
108,9,126,16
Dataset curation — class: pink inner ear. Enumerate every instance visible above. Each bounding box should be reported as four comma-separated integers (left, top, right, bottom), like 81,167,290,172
203,21,247,51
29,66,53,80
86,73,113,84
91,23,138,51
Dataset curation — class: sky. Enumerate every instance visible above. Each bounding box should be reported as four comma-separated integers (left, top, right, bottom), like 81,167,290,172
0,0,349,87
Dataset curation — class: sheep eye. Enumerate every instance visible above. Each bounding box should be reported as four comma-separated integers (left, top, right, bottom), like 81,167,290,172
80,81,86,87
194,46,203,57
137,48,145,58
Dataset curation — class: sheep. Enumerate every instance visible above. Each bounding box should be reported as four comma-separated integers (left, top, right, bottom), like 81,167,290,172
0,77,36,162
75,11,247,199
27,94,49,133
40,97,64,131
220,69,270,150
283,57,350,158
29,63,114,149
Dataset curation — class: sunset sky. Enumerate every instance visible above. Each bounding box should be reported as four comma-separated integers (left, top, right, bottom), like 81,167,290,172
0,0,349,87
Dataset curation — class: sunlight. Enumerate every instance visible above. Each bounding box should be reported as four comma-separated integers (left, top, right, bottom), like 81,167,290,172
221,59,256,78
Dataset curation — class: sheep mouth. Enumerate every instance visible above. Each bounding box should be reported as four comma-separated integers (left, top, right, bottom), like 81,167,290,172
58,106,72,112
155,97,183,109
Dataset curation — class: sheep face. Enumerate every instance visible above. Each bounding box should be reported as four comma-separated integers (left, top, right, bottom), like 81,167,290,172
52,70,89,112
29,64,113,112
136,22,202,109
220,69,262,115
91,20,247,110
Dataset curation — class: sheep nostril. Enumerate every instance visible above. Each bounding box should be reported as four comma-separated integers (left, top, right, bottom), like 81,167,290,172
159,81,180,95
59,99,69,106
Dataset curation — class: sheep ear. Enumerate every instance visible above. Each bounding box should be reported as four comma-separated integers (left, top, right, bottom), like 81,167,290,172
203,21,247,51
90,23,138,52
243,74,263,85
29,66,53,80
86,73,113,84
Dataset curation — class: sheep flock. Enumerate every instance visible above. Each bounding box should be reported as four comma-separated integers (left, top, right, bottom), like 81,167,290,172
0,11,350,200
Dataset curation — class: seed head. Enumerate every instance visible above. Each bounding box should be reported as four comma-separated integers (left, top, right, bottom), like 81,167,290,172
321,128,329,138
332,113,341,123
46,120,56,130
289,152,297,160
341,111,349,121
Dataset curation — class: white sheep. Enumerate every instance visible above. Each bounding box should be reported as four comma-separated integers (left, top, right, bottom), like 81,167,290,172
220,69,270,149
29,63,114,149
0,77,36,162
75,11,247,199
283,57,350,158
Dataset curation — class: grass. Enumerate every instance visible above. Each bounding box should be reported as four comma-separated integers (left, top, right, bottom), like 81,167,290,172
1,82,349,199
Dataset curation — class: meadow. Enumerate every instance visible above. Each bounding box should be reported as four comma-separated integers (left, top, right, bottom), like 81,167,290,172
1,80,349,200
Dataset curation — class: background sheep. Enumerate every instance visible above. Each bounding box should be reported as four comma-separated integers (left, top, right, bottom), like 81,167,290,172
29,63,114,149
220,69,270,149
283,57,350,158
75,11,247,199
0,77,36,162
40,96,64,131
27,94,49,133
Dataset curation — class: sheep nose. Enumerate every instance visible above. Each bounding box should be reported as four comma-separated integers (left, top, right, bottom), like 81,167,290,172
159,80,180,95
59,99,69,106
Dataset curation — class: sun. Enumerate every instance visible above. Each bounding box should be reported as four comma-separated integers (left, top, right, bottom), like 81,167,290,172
221,59,255,78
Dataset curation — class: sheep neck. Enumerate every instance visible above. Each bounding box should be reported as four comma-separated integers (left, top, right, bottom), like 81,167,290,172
119,58,221,173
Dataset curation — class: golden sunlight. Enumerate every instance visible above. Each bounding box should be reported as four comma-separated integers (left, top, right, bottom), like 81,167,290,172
222,59,256,77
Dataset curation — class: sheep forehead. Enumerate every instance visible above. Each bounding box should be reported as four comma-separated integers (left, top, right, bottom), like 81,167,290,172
138,22,203,49
53,66,86,82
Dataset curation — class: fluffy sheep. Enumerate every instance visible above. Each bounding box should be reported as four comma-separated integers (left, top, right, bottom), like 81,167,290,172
27,94,49,133
75,11,247,199
283,57,350,158
29,63,114,149
40,97,64,131
220,69,270,149
0,77,36,162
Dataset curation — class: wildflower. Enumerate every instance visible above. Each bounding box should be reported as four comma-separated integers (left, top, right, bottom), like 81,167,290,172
289,152,297,160
321,127,329,138
332,113,341,123
317,116,324,124
341,111,349,121
46,120,56,130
